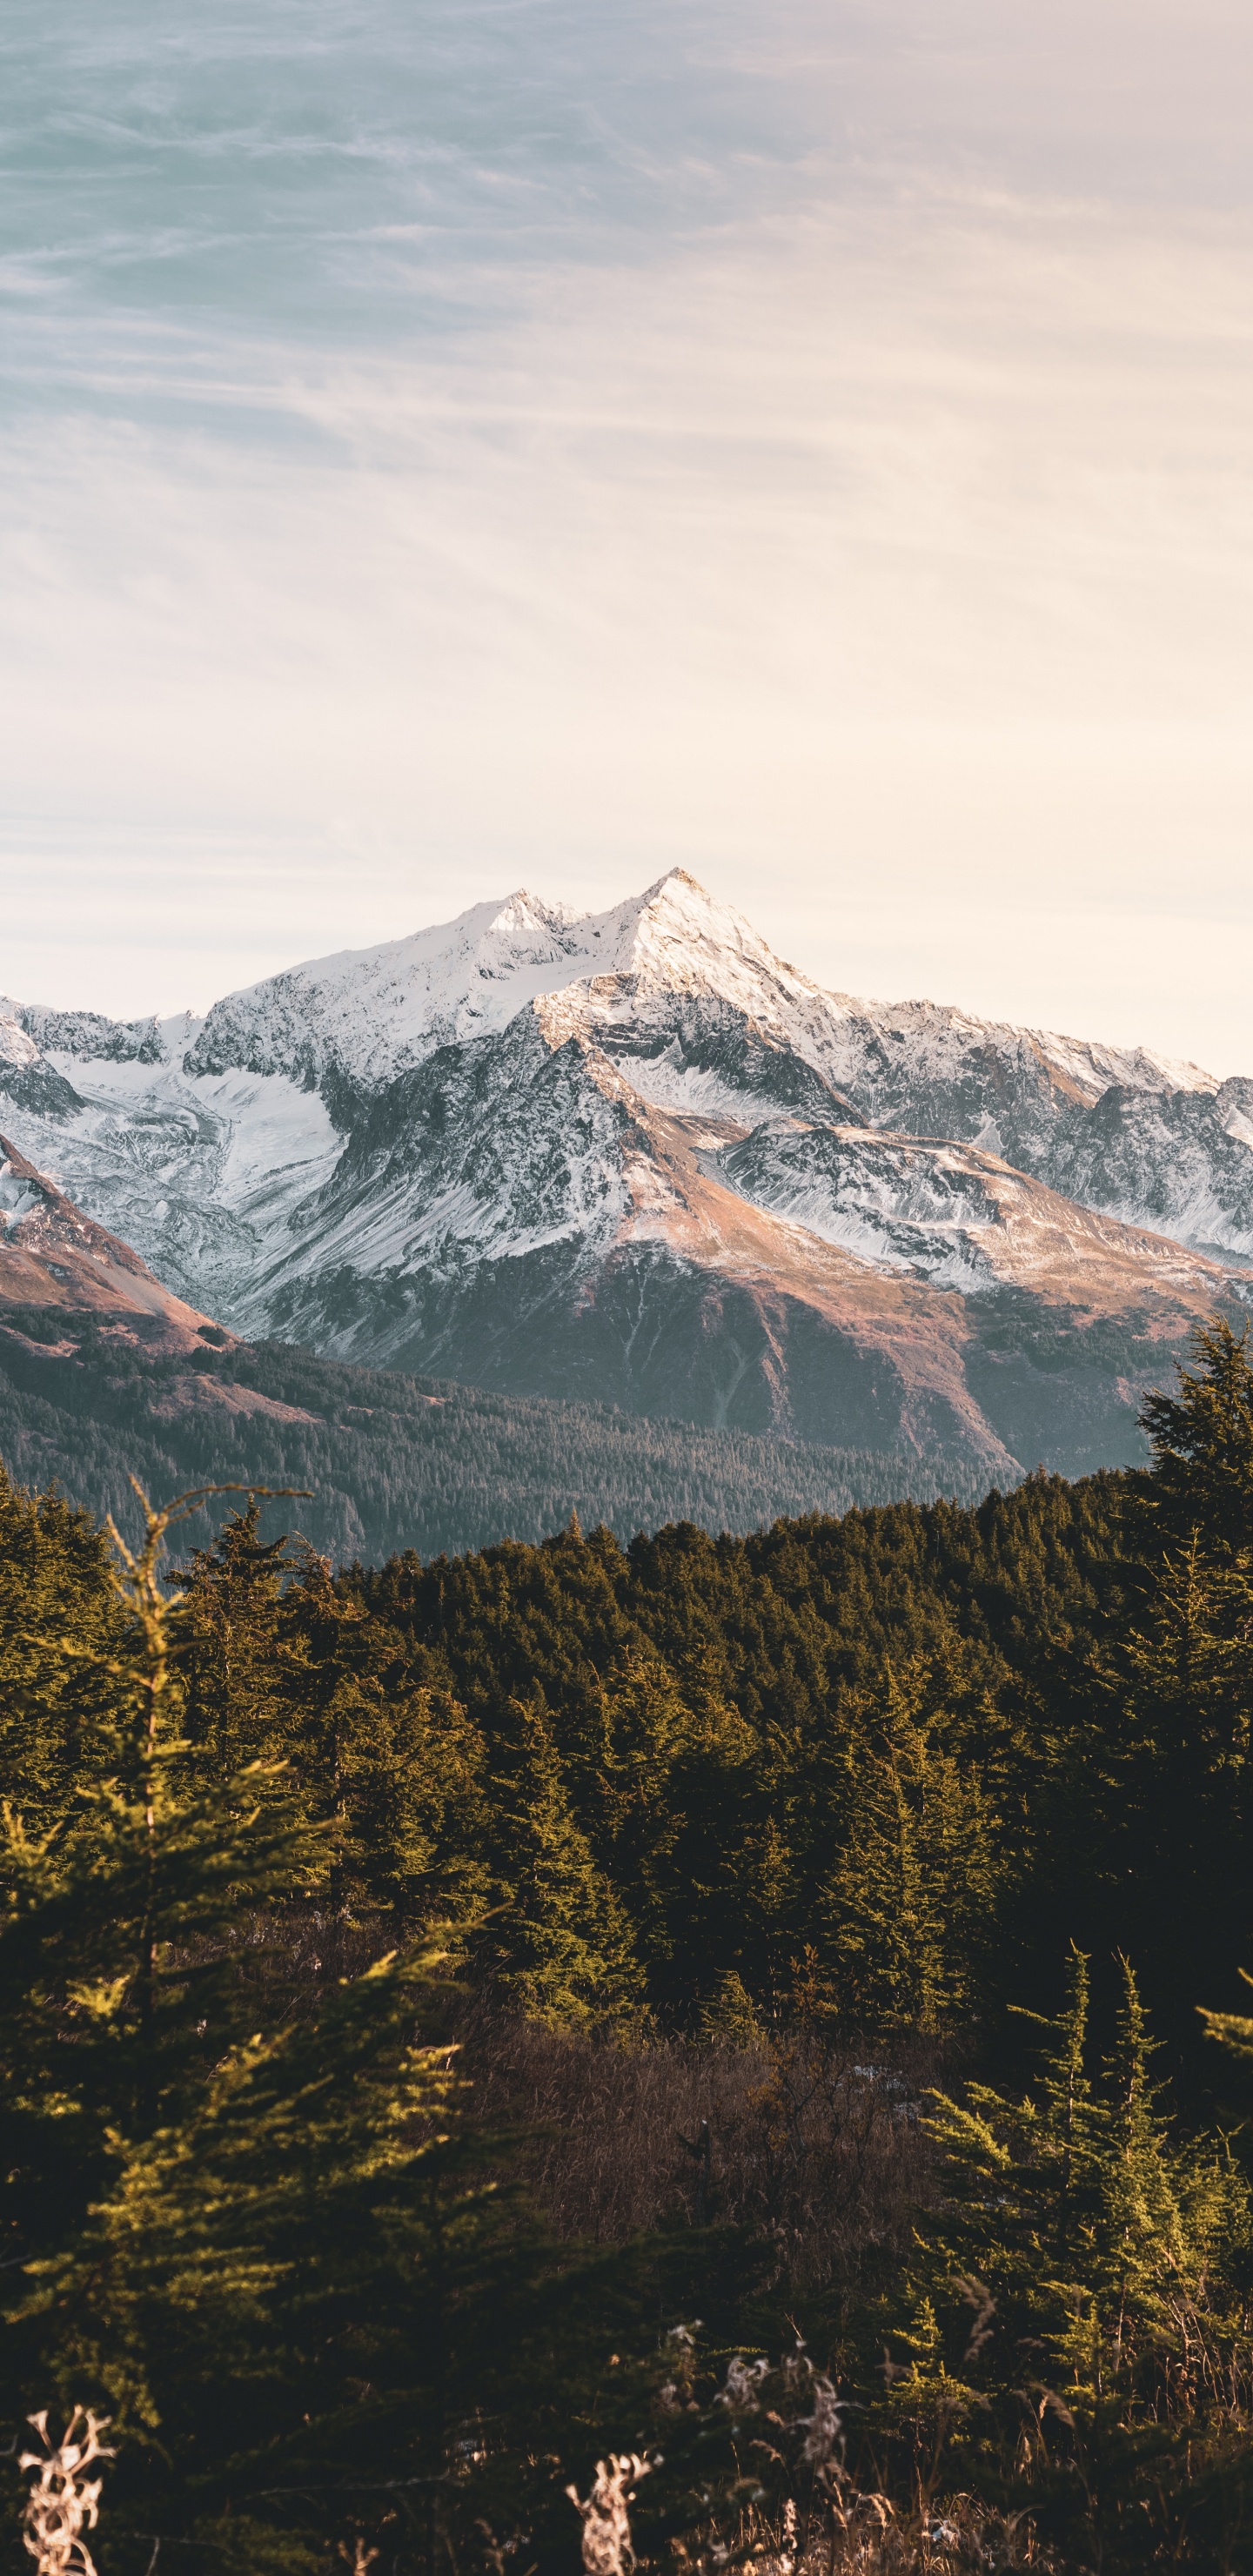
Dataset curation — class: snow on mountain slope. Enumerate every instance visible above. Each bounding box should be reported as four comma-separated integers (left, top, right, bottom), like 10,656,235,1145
170,868,1209,1128
0,1036,340,1325
0,1135,219,1352
246,1011,638,1318
718,1121,1221,1300
184,893,587,1106
5,864,1223,1160
180,875,836,1110
226,1001,1236,1484
178,869,1230,1244
0,870,1248,1488
1048,1077,1253,1262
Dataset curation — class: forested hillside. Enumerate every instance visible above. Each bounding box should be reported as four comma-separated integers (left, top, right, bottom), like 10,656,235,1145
3,1321,1253,2572
0,1311,988,1560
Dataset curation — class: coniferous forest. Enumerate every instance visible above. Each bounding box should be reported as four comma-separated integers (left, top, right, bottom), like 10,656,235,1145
5,1320,1253,2572
0,1314,990,1564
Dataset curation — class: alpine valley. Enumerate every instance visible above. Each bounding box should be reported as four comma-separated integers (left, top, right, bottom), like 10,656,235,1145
2,870,1250,1507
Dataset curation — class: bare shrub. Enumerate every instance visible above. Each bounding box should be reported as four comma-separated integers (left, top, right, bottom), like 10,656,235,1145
457,2003,943,2292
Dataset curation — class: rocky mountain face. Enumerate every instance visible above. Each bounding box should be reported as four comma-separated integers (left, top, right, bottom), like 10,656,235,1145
2,872,1248,1488
0,1133,218,1353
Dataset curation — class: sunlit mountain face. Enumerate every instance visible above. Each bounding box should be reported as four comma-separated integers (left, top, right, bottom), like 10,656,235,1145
3,873,1249,1488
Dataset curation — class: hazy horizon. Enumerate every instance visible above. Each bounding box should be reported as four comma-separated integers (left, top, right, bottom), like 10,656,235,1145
3,2,1251,1071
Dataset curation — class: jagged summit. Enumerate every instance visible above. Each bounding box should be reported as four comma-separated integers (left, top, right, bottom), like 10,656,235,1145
3,871,1217,1106
179,869,821,1103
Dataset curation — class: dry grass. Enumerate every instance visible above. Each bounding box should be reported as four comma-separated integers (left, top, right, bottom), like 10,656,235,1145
673,2492,1061,2573
456,2003,944,2292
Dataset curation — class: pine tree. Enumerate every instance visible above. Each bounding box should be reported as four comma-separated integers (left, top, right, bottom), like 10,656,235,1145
603,1654,761,2017
739,1813,801,2014
12,1942,560,2574
0,1491,596,2573
0,1483,321,2269
894,1954,1250,2467
0,1466,124,1836
274,1546,491,1930
1140,1317,1253,1558
1104,1522,1253,2035
1096,1961,1190,2376
824,1667,999,2030
490,1696,643,2028
174,1498,291,1774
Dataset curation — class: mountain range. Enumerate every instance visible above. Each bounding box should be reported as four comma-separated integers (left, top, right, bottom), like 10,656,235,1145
3,870,1249,1495
0,1130,976,1559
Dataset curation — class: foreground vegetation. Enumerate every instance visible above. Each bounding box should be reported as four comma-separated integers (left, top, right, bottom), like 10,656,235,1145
3,1320,1253,2570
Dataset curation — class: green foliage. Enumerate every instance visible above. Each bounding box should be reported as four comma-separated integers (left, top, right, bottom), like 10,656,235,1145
176,1496,290,1770
0,1474,124,1835
4,1311,1252,2058
175,1512,491,1929
488,1694,644,2027
352,1479,1127,2036
823,1664,1000,2031
0,1486,605,2574
876,1952,1253,2562
0,1318,981,1566
1,1486,320,2264
2,1311,1253,2566
1140,1316,1253,1557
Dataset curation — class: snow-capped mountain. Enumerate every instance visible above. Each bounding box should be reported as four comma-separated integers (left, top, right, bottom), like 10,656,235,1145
2,871,1248,1485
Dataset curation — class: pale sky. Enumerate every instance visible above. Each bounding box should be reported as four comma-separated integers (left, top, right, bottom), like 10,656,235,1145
3,1,1252,1070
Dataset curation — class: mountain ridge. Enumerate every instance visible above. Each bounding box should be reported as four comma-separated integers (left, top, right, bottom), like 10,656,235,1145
2,871,1248,1490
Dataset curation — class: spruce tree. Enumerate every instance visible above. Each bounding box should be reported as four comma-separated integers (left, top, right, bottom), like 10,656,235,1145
175,1497,291,1773
824,1667,999,2030
1103,1514,1253,2040
277,1546,491,1930
13,1942,559,2575
1140,1316,1253,1557
1,1488,594,2573
0,1466,124,1836
0,1483,319,2268
489,1695,643,2027
884,1950,1251,2559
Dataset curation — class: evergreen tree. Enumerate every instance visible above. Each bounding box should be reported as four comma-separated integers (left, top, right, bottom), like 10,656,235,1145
1092,1516,1253,2040
1139,1316,1253,1557
0,1483,320,2269
174,1498,291,1772
0,1469,123,1836
489,1696,643,2028
881,1954,1251,2560
738,1813,802,2014
277,1546,491,1929
12,1944,564,2575
824,1667,1000,2030
0,1491,598,2573
580,1653,762,2009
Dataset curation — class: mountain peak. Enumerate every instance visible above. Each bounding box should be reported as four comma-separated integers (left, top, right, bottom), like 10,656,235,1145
566,869,818,1025
178,874,819,1098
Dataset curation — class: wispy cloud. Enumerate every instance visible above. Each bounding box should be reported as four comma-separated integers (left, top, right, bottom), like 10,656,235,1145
1,1,1251,1062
